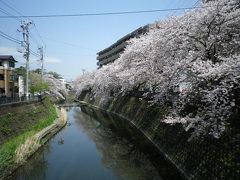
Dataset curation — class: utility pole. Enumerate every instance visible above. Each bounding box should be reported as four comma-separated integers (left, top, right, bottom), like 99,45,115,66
38,46,44,78
19,20,32,100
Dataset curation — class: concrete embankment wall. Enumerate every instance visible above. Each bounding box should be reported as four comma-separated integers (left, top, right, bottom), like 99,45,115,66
79,91,240,180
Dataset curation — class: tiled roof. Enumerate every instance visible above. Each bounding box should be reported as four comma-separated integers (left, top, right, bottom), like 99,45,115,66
0,55,17,62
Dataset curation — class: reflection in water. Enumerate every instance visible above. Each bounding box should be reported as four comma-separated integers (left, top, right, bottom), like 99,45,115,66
73,108,162,180
10,146,49,180
57,137,64,145
11,106,183,180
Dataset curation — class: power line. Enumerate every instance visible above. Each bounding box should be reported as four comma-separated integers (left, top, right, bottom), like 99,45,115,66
0,0,24,17
0,33,21,44
193,0,201,8
29,32,41,45
0,1,45,47
168,0,187,17
0,30,21,44
34,30,45,47
0,1,45,88
30,49,40,57
44,37,96,51
0,1,46,73
0,6,21,22
0,6,203,19
173,0,186,9
33,24,46,46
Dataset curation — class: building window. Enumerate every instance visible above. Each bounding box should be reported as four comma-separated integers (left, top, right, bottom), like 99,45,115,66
9,61,15,68
9,75,15,81
0,74,4,80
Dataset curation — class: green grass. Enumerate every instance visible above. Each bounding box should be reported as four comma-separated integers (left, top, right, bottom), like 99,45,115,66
0,97,57,176
0,113,13,135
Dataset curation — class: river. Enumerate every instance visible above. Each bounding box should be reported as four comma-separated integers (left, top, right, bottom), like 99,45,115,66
10,106,184,180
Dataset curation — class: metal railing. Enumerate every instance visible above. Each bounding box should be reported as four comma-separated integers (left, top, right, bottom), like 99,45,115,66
0,95,40,105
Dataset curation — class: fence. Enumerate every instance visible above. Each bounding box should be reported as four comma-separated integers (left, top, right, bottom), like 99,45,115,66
0,95,40,105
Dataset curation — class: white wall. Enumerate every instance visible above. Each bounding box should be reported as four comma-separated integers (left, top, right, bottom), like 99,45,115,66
18,76,24,97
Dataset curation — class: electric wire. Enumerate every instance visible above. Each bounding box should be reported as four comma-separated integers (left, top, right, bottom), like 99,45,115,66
0,7,21,22
29,49,40,57
0,33,21,44
193,0,201,8
29,32,41,45
0,0,45,48
0,0,25,17
0,29,39,58
0,30,21,44
44,37,96,51
0,0,44,79
33,24,46,46
169,0,187,16
0,6,204,19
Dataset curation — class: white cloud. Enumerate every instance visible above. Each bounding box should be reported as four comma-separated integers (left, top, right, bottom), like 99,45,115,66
0,46,22,57
45,56,62,64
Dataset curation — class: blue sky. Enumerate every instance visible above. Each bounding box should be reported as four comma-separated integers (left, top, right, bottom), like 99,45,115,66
0,0,199,80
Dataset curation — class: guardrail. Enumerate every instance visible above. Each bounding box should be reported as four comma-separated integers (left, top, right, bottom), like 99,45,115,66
0,96,40,105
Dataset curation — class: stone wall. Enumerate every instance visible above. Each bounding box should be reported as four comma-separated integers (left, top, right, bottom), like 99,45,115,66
79,91,240,180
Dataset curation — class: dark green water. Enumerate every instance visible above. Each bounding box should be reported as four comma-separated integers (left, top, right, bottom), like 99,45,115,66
10,106,184,180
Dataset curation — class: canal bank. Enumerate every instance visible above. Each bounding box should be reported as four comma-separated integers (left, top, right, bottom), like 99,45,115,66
78,91,240,180
0,98,67,180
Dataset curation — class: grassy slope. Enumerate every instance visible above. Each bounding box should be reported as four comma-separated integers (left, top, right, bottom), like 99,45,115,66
0,98,57,177
0,100,53,145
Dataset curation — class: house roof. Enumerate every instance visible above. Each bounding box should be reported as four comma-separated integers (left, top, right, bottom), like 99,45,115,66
0,55,17,62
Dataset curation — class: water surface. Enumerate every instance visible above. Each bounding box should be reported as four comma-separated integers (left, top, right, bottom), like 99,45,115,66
11,106,183,180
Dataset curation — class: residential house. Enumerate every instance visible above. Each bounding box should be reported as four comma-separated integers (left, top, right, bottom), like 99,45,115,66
0,55,18,97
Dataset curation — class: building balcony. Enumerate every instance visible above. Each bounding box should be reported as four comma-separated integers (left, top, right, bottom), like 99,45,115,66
97,42,127,61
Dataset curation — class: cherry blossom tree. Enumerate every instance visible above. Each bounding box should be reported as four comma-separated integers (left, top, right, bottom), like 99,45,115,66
73,0,240,139
43,74,68,101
